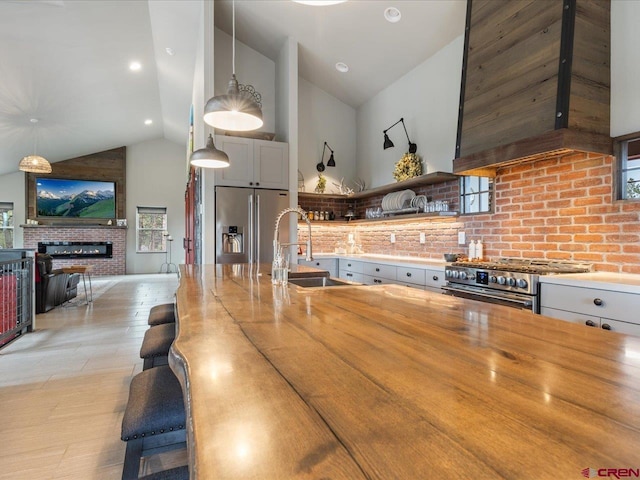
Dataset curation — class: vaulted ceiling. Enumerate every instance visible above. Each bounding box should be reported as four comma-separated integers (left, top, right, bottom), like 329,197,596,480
0,0,465,176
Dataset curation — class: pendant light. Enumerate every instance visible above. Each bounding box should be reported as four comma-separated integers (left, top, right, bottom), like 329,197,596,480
19,118,52,174
190,134,230,168
203,0,263,132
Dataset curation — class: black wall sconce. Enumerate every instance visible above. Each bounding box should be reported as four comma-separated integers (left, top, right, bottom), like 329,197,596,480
316,141,336,172
383,117,417,153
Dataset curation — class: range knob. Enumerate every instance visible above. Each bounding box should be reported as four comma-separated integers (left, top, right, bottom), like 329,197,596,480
467,273,476,280
497,276,506,285
452,270,460,279
507,277,516,287
516,278,528,289
445,270,453,278
459,271,468,280
489,275,498,283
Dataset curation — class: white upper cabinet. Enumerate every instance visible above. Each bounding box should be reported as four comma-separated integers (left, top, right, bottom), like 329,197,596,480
215,136,289,190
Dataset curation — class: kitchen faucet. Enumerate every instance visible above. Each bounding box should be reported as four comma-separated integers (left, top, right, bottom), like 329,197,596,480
273,207,313,262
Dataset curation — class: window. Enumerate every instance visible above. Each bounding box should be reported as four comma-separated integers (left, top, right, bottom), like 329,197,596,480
0,203,13,249
459,176,493,214
617,136,640,200
136,206,167,253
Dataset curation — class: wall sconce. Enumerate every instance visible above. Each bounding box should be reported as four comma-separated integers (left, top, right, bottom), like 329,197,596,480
316,141,336,172
383,117,417,153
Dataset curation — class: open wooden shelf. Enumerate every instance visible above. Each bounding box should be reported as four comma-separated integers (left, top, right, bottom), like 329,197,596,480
298,171,459,202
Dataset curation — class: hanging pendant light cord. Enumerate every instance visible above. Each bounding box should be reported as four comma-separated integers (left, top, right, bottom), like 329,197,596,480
232,0,236,76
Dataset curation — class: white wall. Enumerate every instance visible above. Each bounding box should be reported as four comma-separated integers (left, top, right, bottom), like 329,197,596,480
611,0,640,137
126,138,186,274
214,27,276,136
357,35,464,188
298,77,357,194
0,171,26,247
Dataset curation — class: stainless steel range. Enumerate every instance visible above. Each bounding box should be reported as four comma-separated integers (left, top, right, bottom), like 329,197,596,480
443,258,593,312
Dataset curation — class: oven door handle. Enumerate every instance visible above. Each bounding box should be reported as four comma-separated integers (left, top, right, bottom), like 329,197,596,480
441,286,534,308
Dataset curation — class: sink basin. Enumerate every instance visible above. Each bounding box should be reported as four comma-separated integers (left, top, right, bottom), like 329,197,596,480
288,276,357,288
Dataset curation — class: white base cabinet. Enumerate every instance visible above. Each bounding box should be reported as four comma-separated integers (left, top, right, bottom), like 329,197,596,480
299,258,337,278
540,283,640,336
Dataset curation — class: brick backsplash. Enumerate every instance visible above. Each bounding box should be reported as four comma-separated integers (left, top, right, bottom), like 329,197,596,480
298,152,640,273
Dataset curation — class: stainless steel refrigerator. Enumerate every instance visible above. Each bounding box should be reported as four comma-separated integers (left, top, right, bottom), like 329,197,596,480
215,186,290,265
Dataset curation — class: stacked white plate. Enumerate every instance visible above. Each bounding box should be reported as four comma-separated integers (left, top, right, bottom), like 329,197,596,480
382,189,416,211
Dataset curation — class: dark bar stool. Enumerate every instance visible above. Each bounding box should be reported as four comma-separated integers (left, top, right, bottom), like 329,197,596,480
121,365,186,480
148,303,176,326
140,323,176,370
139,465,189,480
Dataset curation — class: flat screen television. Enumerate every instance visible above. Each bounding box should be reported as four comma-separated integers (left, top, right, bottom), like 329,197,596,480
35,178,116,219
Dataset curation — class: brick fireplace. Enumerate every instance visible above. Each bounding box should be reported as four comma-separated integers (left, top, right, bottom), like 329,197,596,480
23,226,126,276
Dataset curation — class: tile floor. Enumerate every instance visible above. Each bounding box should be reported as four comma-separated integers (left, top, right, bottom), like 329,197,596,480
0,273,186,479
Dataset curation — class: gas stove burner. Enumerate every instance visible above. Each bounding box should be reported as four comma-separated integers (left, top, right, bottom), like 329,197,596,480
451,257,593,275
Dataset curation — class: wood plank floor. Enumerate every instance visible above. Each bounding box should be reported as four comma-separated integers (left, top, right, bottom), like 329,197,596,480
0,274,185,479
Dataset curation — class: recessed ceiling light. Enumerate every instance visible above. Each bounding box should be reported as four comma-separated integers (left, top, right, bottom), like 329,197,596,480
129,61,142,71
144,119,153,125
165,47,175,56
335,62,349,73
384,7,401,23
30,118,39,124
293,1,347,6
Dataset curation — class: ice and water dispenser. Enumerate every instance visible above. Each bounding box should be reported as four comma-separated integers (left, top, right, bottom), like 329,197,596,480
218,226,245,265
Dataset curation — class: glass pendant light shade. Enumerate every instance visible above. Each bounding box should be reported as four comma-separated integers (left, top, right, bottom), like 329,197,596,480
190,134,230,168
19,154,52,173
203,75,263,131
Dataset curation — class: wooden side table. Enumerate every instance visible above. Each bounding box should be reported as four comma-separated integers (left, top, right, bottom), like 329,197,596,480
62,265,93,305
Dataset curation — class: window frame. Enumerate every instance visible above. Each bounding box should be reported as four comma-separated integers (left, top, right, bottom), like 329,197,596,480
614,132,640,201
136,206,168,253
459,176,494,215
0,202,14,249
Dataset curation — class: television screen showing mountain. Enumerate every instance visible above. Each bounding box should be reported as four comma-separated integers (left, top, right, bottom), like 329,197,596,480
36,178,116,218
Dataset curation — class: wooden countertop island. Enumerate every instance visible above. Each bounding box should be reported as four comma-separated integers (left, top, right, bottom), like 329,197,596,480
170,264,640,479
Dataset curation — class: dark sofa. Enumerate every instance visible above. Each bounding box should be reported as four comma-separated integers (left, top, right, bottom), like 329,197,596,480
35,254,80,313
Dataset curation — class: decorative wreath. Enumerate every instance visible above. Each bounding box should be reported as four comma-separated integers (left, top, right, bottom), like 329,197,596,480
393,153,422,182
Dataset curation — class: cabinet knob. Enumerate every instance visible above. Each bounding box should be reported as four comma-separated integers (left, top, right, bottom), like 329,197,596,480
601,323,612,331
585,320,597,327
406,272,412,277
346,273,352,277
256,182,260,186
433,275,438,281
315,262,320,266
347,263,352,267
375,267,380,272
593,298,603,306
249,182,253,186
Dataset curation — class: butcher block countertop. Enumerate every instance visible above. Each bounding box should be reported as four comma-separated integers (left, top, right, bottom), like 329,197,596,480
170,264,640,480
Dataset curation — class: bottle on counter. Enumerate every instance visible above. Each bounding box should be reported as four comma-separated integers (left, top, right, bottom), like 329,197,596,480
476,239,483,261
308,211,314,221
469,240,476,260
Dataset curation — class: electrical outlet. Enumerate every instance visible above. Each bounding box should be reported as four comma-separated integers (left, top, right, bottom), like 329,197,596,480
419,232,426,244
458,231,466,245
390,233,396,243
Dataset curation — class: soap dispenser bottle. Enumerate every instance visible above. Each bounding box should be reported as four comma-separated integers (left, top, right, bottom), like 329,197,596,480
476,239,483,261
468,240,476,260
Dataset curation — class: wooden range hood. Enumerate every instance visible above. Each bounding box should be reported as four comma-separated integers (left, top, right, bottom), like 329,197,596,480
453,0,612,177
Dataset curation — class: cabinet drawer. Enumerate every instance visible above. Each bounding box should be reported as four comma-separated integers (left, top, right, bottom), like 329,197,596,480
425,269,445,290
362,274,395,286
541,284,640,324
396,267,426,285
299,258,337,277
540,307,601,327
339,259,363,274
363,263,396,280
338,270,364,283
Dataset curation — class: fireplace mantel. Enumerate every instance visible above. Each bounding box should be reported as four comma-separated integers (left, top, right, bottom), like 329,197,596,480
21,225,127,229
